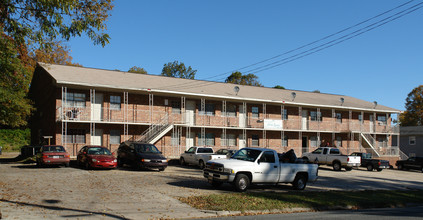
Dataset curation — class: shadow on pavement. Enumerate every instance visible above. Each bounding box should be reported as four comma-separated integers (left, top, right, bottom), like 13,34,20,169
0,199,129,220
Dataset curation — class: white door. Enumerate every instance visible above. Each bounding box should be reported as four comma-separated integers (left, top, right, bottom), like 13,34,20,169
369,115,374,133
254,151,279,183
239,105,246,128
238,134,246,148
91,129,103,145
302,110,308,130
91,93,103,121
185,132,194,150
185,101,195,126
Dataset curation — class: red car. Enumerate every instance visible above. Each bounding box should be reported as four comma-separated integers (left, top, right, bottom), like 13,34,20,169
77,145,117,169
36,145,70,167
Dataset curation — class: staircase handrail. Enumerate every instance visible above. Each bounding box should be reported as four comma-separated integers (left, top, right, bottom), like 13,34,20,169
399,150,409,160
360,133,381,157
137,114,170,142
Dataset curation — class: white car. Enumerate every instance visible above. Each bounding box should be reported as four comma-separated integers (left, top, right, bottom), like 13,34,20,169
180,147,226,169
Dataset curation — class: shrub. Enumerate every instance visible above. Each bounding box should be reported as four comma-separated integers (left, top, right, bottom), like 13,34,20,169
0,129,30,152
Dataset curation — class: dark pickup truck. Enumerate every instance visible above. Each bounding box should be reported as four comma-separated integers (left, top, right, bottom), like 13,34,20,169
350,152,390,171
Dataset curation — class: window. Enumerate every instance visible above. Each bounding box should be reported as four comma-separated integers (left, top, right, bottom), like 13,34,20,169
226,104,236,117
65,93,86,108
358,114,363,122
252,134,259,146
110,96,121,110
282,109,288,120
336,113,342,123
330,148,340,154
310,136,318,147
259,151,275,163
282,135,288,147
409,136,416,145
252,107,259,118
198,133,215,146
171,101,181,114
310,111,322,121
65,129,85,143
221,134,236,146
110,130,121,144
378,137,387,148
199,103,215,116
336,136,342,147
377,115,387,125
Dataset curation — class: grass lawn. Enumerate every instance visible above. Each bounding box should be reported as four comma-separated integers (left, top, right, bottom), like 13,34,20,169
179,190,423,211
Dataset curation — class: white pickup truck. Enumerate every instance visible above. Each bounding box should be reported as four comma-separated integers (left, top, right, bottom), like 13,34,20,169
180,146,226,169
203,148,318,192
302,147,361,171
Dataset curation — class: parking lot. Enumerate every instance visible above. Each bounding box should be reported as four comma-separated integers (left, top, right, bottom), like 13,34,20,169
1,156,423,219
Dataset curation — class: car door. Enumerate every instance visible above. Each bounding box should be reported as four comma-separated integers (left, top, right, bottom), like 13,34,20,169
184,147,196,164
77,146,87,164
254,151,279,183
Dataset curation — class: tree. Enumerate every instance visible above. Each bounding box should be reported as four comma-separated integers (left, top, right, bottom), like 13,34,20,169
225,71,262,86
32,41,81,67
312,90,321,93
399,85,423,126
161,61,196,79
274,85,285,89
128,66,148,74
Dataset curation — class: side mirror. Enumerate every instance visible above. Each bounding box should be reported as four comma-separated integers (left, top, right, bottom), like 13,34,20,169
184,151,188,153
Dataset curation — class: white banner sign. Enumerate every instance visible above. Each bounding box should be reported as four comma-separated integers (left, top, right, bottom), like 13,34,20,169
264,119,283,130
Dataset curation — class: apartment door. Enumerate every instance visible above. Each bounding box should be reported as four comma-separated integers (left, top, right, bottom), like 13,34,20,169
185,132,195,150
238,134,246,148
302,110,308,130
302,136,308,153
185,101,195,126
369,115,374,133
239,105,246,128
91,129,103,146
91,93,103,121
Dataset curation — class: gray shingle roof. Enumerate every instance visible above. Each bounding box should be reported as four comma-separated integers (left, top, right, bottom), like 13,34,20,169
38,63,400,113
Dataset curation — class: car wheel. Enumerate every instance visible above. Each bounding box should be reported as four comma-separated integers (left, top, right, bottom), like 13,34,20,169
367,164,373,171
159,167,165,172
85,162,90,170
377,168,383,172
117,157,123,167
398,164,403,170
234,174,250,192
199,160,205,169
64,162,70,167
292,174,307,190
180,157,186,166
333,162,341,171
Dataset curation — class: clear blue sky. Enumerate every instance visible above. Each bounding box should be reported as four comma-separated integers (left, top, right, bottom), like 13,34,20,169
67,0,423,112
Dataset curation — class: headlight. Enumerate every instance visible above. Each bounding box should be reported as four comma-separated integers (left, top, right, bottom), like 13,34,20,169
224,168,234,174
162,159,167,163
92,159,97,162
113,159,117,163
142,159,151,162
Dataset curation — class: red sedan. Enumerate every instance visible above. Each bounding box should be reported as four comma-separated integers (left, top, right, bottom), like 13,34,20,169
36,145,70,167
77,146,117,169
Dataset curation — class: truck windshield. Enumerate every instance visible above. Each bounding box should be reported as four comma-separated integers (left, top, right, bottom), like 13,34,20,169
232,149,262,162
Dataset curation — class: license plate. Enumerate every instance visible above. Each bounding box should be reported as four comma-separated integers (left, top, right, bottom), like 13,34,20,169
53,156,59,159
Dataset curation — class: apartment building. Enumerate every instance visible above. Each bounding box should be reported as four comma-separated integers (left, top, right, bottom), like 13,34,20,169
29,63,401,163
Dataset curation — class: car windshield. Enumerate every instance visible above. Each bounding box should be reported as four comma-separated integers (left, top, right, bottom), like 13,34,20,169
232,149,262,162
87,147,112,155
43,146,65,152
135,144,160,154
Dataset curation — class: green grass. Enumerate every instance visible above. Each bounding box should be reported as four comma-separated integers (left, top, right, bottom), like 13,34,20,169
179,190,423,211
0,128,30,152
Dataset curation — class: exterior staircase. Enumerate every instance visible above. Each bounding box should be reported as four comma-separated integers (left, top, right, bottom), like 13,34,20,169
360,133,381,157
137,114,174,144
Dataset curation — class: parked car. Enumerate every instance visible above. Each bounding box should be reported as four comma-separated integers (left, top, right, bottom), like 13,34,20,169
180,147,226,169
302,147,361,171
204,147,318,192
36,145,70,167
77,145,117,169
350,152,390,172
215,149,237,158
117,141,167,171
396,157,423,172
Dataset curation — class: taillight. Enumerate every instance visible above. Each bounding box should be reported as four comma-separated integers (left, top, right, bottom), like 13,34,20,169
42,154,48,158
347,158,349,162
378,162,381,165
65,154,70,158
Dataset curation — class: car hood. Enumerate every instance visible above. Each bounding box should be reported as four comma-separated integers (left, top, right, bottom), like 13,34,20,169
89,155,116,161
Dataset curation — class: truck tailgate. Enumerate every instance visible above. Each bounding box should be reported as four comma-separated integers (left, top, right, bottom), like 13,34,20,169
348,156,361,164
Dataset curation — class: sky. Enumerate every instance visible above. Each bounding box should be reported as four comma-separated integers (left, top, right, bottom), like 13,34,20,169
67,0,423,112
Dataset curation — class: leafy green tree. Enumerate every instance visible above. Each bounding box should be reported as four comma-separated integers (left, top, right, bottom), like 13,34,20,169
274,85,285,89
399,85,423,126
32,41,81,67
225,71,262,86
161,61,196,79
312,90,321,93
128,66,148,74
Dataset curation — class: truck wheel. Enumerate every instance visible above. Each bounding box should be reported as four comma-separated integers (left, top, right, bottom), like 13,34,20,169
302,157,309,163
292,174,307,190
345,167,352,171
367,164,373,171
333,162,341,171
199,160,205,169
377,168,383,172
234,174,250,192
180,157,186,166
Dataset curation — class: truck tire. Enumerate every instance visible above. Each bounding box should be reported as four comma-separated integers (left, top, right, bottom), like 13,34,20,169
302,157,309,163
377,168,383,172
234,174,250,192
180,157,186,166
199,160,205,169
292,174,307,190
367,164,373,171
345,167,352,171
333,162,341,171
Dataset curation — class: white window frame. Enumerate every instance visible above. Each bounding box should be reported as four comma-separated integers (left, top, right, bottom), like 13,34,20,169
110,130,121,144
110,95,121,110
409,136,416,145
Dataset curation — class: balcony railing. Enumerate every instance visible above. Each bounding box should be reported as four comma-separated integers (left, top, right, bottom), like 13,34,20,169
56,107,398,134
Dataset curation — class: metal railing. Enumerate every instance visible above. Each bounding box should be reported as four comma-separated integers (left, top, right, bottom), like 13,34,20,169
136,114,171,143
